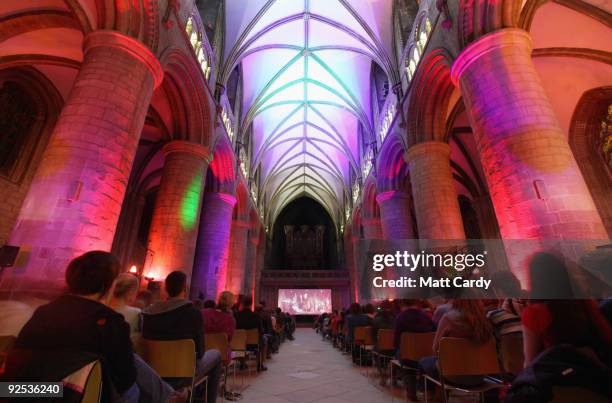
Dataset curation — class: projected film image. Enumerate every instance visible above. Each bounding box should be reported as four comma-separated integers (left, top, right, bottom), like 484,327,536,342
278,289,332,315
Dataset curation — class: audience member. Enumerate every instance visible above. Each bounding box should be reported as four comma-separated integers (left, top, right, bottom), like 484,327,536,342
134,289,153,310
202,291,236,342
110,273,141,334
345,303,372,345
419,298,492,388
234,295,267,371
522,252,612,367
142,271,222,403
487,271,526,338
364,303,376,319
393,299,434,399
12,251,179,402
372,300,395,386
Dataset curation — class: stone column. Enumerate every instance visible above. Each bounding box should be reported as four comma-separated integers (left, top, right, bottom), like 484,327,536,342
4,31,162,295
406,141,466,240
362,217,383,239
254,236,265,303
451,29,607,283
351,233,361,302
190,192,236,300
376,191,416,239
245,233,259,298
226,219,249,295
144,141,210,283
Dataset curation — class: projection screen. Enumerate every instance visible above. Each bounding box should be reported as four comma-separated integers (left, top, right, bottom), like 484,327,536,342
278,289,332,315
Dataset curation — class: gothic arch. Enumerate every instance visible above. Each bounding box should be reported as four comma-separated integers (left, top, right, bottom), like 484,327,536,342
406,48,456,146
569,86,612,237
159,48,214,147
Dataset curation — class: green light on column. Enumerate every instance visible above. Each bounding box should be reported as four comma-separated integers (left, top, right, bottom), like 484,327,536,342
180,173,203,230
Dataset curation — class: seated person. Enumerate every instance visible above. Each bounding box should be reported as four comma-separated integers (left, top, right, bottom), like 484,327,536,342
372,300,395,385
345,303,372,363
345,303,372,345
134,289,153,310
202,291,236,342
393,299,434,399
418,298,493,388
142,271,222,403
110,273,141,334
203,300,216,309
13,251,179,402
523,253,612,367
487,271,526,340
234,295,267,371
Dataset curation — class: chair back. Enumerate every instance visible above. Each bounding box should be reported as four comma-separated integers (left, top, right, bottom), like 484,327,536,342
0,335,16,368
353,326,373,346
0,335,15,352
141,339,196,378
205,333,230,364
230,329,247,351
377,329,394,351
130,333,144,356
499,333,524,375
551,386,609,403
438,337,500,377
399,332,435,361
246,328,259,345
81,360,103,403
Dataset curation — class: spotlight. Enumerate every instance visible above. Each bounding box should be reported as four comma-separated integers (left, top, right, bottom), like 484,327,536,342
129,265,138,274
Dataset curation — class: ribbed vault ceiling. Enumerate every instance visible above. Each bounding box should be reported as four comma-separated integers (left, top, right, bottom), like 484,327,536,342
223,0,395,228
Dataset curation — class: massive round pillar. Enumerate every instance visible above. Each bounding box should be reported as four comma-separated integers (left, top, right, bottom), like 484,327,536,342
406,141,466,240
144,141,210,283
376,191,416,239
4,31,162,295
362,217,383,239
190,192,236,300
451,29,607,282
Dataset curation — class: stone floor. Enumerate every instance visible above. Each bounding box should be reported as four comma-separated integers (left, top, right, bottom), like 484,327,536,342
234,328,396,403
231,328,480,403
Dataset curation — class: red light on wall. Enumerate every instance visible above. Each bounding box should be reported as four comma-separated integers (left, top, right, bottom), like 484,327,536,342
129,265,138,274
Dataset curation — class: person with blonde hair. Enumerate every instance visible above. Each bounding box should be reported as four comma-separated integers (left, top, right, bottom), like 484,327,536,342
419,295,493,387
110,273,141,334
202,291,236,341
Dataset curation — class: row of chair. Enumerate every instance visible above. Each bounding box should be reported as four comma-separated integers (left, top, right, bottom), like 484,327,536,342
334,327,609,403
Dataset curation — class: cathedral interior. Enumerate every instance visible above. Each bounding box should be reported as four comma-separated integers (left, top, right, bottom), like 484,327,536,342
0,1,611,402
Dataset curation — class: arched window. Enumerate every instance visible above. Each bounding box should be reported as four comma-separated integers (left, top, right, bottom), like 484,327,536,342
0,81,36,178
185,15,211,80
404,15,432,84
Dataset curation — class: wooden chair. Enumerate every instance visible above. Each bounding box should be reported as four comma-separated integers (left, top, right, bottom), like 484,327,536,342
81,360,103,403
205,332,237,397
353,326,374,366
499,333,524,376
0,335,16,369
369,329,394,379
424,337,504,403
141,339,206,403
390,331,435,374
229,330,251,383
550,386,609,403
245,328,260,371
